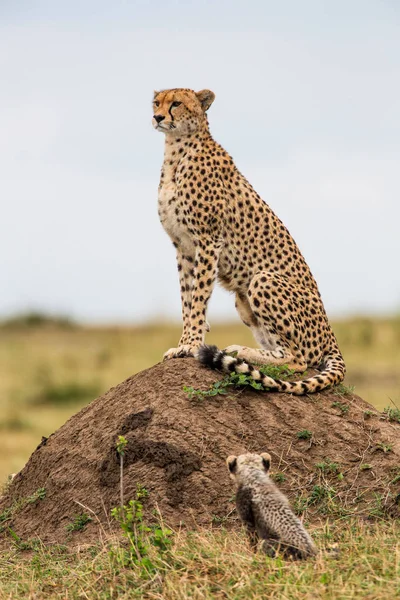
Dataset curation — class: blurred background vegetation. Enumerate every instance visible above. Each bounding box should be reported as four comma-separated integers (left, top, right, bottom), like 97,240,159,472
1,312,399,483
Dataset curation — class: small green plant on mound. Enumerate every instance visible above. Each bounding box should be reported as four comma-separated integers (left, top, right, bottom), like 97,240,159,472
211,513,230,524
66,513,92,533
382,406,400,423
295,483,348,517
360,464,373,471
184,378,233,399
368,493,385,518
296,430,313,440
184,364,295,400
7,528,41,552
375,442,393,453
315,460,341,475
390,467,400,484
331,400,349,415
258,364,296,379
271,472,286,483
332,383,355,396
0,488,46,533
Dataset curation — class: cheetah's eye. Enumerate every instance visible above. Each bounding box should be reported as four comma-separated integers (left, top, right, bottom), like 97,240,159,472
171,101,182,108
154,100,160,107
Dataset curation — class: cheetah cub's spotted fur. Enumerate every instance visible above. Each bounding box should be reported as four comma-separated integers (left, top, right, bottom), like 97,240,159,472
227,453,317,560
153,88,345,394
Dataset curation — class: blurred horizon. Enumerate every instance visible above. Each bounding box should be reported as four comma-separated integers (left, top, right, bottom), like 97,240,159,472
1,308,400,327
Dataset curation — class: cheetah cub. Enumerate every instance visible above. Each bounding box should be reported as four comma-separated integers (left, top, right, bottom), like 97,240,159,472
153,88,345,394
227,452,317,560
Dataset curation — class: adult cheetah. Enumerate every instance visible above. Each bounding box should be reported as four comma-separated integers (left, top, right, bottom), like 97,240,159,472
153,88,345,394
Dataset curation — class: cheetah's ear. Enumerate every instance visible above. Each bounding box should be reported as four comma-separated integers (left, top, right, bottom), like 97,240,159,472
227,455,237,474
260,453,271,473
196,89,215,112
153,90,160,100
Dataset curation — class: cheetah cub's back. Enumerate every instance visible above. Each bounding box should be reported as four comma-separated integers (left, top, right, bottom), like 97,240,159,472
227,452,317,560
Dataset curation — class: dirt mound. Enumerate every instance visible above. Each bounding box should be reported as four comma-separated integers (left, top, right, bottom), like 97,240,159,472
1,359,399,546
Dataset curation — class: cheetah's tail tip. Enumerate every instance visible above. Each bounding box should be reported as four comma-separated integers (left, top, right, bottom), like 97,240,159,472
196,344,225,369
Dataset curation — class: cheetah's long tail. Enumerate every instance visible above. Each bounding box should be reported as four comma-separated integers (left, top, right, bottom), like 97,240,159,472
196,345,345,395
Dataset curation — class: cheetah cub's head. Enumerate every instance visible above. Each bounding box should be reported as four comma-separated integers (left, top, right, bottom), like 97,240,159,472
152,88,215,136
227,452,271,483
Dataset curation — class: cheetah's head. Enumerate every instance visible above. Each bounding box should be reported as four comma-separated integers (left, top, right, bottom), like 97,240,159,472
152,88,215,136
226,452,271,482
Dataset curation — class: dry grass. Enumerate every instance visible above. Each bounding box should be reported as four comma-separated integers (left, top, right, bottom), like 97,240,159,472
0,520,399,599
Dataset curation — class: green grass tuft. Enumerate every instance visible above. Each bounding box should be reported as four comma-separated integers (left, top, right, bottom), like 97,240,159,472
383,405,400,423
333,383,355,396
331,400,349,415
296,429,313,440
0,488,46,533
315,460,341,474
270,472,286,483
66,513,93,533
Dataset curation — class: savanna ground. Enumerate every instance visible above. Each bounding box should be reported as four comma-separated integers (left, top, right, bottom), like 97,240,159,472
1,314,399,599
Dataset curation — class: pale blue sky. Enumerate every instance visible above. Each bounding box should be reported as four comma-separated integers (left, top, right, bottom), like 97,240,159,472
1,0,399,322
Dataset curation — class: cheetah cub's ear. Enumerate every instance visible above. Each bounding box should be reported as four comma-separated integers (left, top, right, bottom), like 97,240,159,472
196,89,215,112
226,455,238,474
260,452,271,473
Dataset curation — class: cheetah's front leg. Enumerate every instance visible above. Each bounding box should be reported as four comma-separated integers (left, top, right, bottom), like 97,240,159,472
176,247,195,344
164,239,221,360
162,247,194,360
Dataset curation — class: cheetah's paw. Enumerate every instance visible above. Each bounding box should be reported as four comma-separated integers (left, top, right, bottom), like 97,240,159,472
224,345,271,364
163,345,198,360
224,345,249,355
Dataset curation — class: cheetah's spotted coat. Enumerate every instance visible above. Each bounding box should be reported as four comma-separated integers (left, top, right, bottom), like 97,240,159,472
153,88,345,394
